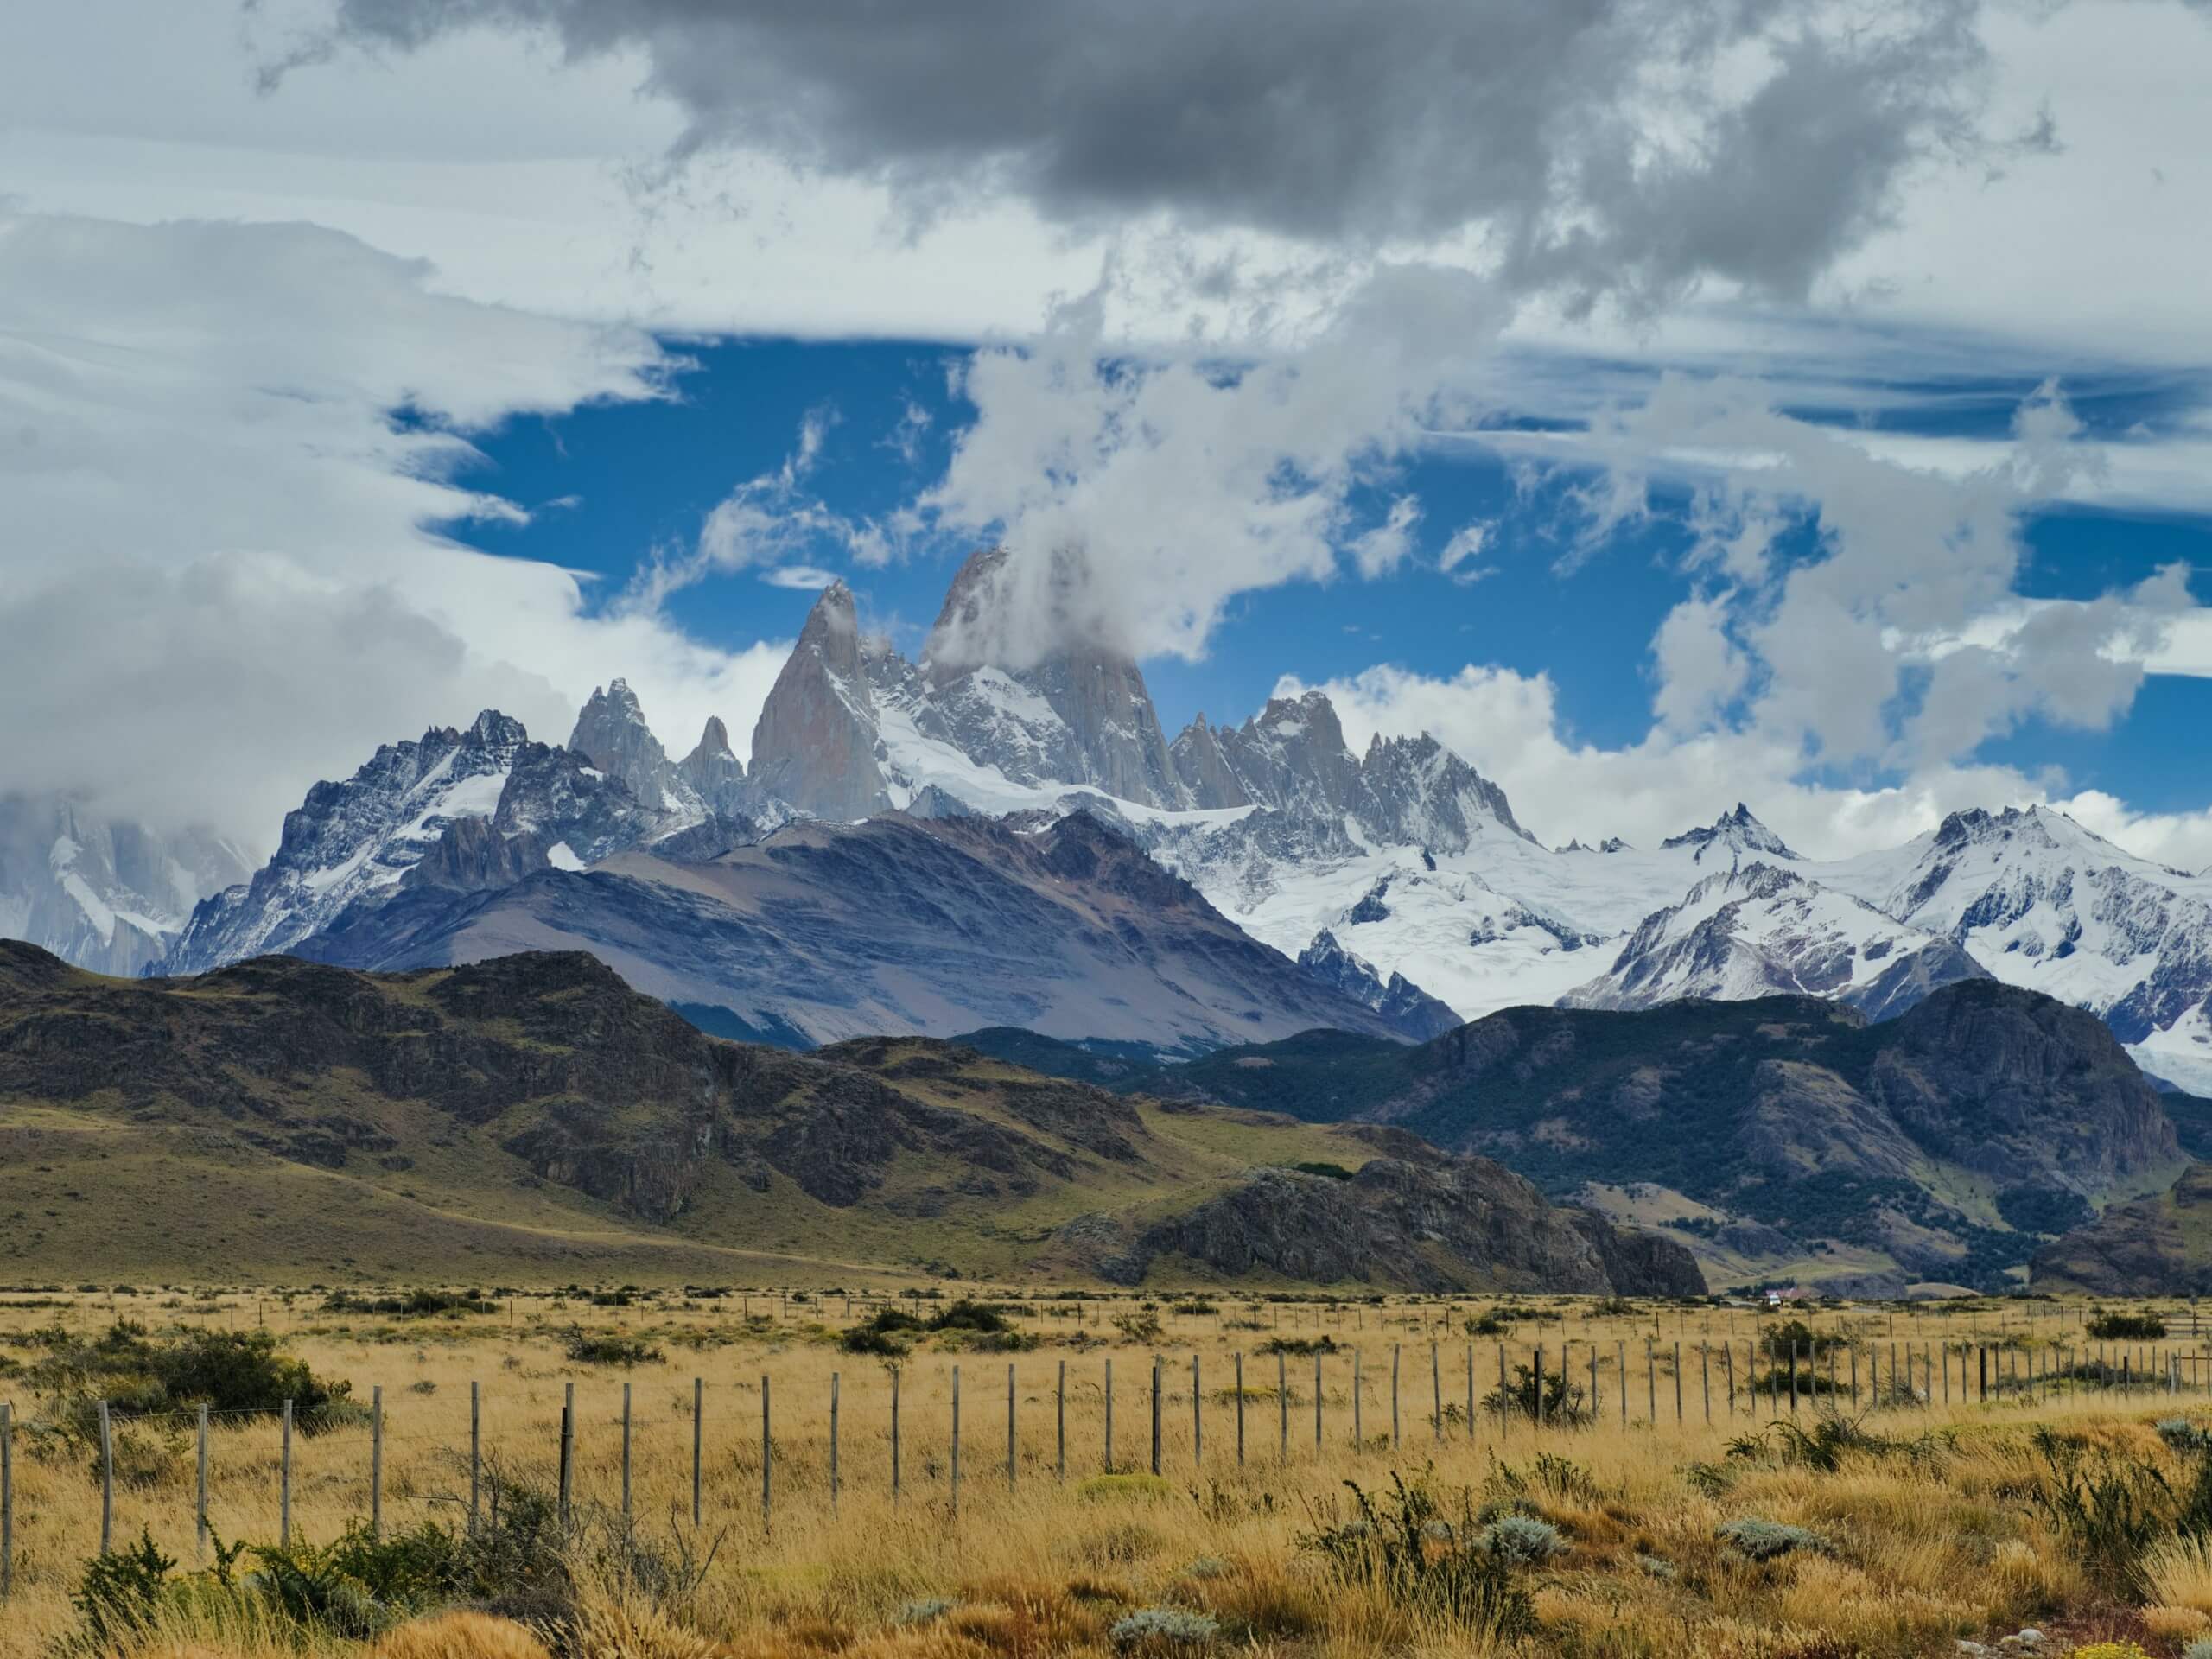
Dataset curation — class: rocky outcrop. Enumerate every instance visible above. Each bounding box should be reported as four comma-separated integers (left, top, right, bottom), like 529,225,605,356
1866,977,2182,1196
1071,1154,1704,1294
1297,930,1461,1041
2032,1163,2212,1295
569,679,690,817
747,582,892,820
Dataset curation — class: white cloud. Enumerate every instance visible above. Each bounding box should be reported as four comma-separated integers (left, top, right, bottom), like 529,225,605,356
0,208,789,848
1437,521,1496,583
1650,594,1749,734
760,565,840,590
1278,658,2212,866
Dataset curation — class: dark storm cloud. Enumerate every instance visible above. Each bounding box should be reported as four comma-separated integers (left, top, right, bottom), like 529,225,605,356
308,0,1993,306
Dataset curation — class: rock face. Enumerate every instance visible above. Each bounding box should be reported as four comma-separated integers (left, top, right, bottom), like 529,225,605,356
0,794,251,976
569,679,692,817
747,582,892,820
1297,930,1462,1041
1080,1151,1706,1295
297,810,1426,1053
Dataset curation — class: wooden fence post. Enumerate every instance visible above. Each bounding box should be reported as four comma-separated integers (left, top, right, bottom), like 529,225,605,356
281,1397,295,1547
372,1385,384,1535
1007,1363,1017,1491
830,1372,840,1510
558,1384,573,1526
471,1382,482,1534
1103,1357,1112,1471
1313,1352,1323,1450
98,1399,114,1554
761,1375,772,1527
1497,1344,1508,1437
1618,1341,1627,1425
1149,1357,1162,1477
1432,1344,1442,1442
195,1403,209,1560
1192,1355,1201,1465
690,1378,701,1527
1353,1350,1363,1444
1234,1354,1245,1465
1390,1344,1402,1447
950,1365,962,1516
1057,1360,1067,1482
1700,1344,1711,1423
2,1400,13,1601
620,1382,633,1519
892,1368,903,1503
1675,1342,1683,1422
1645,1340,1656,1425
1466,1344,1475,1435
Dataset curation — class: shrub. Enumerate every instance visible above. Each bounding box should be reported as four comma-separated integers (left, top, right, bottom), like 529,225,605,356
73,1528,177,1645
1256,1334,1338,1357
1112,1311,1165,1344
1717,1517,1828,1561
1289,1162,1355,1180
1484,1362,1591,1427
31,1326,353,1434
1109,1607,1218,1649
896,1597,955,1626
2090,1310,2168,1340
1475,1516,1565,1565
1301,1472,1535,1637
563,1330,661,1366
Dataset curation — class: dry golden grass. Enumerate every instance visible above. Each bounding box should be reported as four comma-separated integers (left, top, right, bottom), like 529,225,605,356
4,1287,2211,1657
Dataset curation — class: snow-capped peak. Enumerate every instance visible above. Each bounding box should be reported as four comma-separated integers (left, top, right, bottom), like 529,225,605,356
1660,802,1798,862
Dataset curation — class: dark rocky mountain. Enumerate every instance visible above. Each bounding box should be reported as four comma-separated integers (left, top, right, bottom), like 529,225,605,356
295,810,1441,1051
1662,803,1800,862
0,940,1695,1293
965,979,2188,1291
1071,1137,1706,1295
1296,929,1462,1040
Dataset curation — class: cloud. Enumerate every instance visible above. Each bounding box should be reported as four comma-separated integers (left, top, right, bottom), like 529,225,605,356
760,564,839,590
1650,594,1748,733
912,262,1507,666
0,208,788,848
311,0,2000,312
1437,522,1496,583
1279,658,2212,868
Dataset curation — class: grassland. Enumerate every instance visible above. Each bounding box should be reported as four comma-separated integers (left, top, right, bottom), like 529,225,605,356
9,1287,2212,1657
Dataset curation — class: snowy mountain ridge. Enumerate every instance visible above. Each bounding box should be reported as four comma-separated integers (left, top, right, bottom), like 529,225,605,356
17,548,2202,1087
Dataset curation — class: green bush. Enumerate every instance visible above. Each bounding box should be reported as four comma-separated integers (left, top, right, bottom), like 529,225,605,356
2088,1309,2167,1341
563,1329,662,1365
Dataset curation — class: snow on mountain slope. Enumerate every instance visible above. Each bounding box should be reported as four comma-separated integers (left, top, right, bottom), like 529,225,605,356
0,797,251,976
163,710,537,971
1821,804,2212,1084
1560,861,1987,1020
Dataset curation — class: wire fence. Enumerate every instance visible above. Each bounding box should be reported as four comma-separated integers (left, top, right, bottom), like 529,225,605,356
4,1331,2208,1592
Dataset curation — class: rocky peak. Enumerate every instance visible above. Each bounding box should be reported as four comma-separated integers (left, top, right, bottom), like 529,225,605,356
677,715,747,806
569,678,679,812
1662,802,1798,862
747,581,891,821
1296,929,1462,1040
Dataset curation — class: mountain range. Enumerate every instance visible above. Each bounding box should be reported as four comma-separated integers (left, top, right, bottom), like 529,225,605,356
0,939,1700,1294
9,546,2212,1099
956,977,2190,1294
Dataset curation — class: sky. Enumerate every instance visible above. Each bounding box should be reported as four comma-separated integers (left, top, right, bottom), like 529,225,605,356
3,0,2210,866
